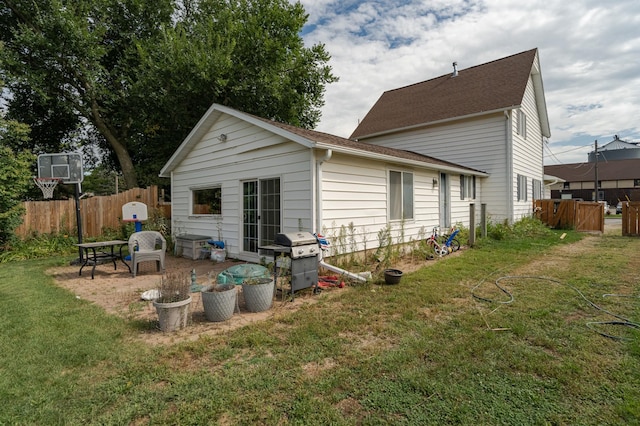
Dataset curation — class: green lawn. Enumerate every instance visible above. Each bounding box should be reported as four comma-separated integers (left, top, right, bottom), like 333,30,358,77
1,229,639,425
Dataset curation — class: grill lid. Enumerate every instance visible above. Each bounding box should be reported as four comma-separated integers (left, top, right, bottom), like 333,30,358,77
274,231,317,247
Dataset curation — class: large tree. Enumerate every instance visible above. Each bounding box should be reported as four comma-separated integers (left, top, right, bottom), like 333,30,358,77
0,0,337,189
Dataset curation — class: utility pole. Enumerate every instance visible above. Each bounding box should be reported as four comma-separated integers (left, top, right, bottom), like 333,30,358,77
594,140,598,201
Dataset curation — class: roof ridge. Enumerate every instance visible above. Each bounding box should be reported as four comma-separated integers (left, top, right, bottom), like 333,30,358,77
382,48,538,94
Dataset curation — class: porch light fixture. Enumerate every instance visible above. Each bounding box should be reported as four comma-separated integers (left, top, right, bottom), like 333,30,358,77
217,134,227,142
432,178,438,188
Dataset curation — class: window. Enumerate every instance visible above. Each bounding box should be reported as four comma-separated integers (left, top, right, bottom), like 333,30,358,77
517,174,527,201
516,110,527,139
635,179,640,187
389,170,413,220
532,178,542,200
192,186,221,215
563,182,570,190
459,175,476,200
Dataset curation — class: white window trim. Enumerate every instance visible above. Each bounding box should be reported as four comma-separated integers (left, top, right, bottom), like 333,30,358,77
532,178,542,200
517,109,527,139
190,185,222,216
460,175,476,200
517,174,528,202
389,170,414,221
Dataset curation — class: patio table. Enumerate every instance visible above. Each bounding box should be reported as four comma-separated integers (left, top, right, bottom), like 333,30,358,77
75,240,131,279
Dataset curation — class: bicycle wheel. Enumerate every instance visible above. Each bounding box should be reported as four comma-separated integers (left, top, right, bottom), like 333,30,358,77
450,238,460,252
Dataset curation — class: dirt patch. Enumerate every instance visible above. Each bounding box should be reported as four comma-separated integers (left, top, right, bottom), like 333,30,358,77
44,245,475,346
47,255,334,345
47,244,447,345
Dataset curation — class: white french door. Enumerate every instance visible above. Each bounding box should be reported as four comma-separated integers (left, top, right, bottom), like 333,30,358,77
242,178,281,253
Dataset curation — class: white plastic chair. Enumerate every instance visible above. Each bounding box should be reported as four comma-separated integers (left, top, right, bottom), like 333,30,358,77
128,231,166,277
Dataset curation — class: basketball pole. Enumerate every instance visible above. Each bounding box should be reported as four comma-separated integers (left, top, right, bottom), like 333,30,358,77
75,182,84,263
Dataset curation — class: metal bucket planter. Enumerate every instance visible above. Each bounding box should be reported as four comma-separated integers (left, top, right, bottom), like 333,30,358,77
383,269,403,285
153,296,192,332
241,278,274,313
201,284,237,322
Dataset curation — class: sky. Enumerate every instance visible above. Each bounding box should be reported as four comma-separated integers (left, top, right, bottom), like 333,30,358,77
296,0,640,165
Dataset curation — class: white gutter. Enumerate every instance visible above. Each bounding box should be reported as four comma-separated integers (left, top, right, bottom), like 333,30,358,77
315,143,488,177
315,149,332,234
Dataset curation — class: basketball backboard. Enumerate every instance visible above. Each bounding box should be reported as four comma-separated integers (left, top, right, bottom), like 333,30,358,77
37,153,84,184
122,202,148,222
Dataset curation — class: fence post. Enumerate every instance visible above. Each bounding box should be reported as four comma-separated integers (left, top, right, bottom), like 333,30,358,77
469,203,476,247
481,203,487,238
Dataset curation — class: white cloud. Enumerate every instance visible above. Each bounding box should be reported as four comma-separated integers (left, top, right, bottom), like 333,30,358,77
297,0,640,163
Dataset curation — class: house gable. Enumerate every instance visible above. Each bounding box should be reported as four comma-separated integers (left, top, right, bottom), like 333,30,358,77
160,104,315,178
349,49,550,222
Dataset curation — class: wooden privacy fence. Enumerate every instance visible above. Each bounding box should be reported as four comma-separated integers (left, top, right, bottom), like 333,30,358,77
15,186,171,239
621,201,640,236
534,199,604,232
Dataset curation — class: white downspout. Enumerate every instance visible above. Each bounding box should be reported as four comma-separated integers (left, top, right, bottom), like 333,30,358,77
314,148,369,283
505,111,514,223
315,149,332,234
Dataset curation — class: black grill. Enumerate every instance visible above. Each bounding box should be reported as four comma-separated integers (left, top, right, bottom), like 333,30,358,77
271,232,319,295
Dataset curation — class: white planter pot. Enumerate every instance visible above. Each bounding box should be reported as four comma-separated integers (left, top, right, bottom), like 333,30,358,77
153,296,192,332
201,284,237,322
241,278,274,313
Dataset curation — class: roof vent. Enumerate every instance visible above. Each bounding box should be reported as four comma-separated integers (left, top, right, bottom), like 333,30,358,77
452,62,458,77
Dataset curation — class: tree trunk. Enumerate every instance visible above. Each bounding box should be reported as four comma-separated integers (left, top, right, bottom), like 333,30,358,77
89,100,139,189
109,136,138,190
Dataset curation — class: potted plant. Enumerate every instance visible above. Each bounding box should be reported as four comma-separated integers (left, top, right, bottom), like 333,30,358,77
152,272,192,332
201,273,237,322
241,277,275,313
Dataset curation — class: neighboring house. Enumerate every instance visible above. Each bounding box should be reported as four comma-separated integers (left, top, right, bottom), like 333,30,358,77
160,104,487,263
350,48,551,224
544,174,565,199
545,158,640,205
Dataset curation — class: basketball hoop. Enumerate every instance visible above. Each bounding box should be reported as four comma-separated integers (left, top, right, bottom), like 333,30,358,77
34,177,62,199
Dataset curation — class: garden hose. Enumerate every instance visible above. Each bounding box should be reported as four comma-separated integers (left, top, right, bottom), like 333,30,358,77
471,275,640,341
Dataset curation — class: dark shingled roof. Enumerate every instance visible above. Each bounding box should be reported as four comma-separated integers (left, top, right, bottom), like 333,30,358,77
350,49,538,139
252,115,486,174
544,159,640,181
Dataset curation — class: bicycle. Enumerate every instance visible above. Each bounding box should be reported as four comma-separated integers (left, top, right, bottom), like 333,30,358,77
425,227,449,257
425,227,461,258
440,226,461,252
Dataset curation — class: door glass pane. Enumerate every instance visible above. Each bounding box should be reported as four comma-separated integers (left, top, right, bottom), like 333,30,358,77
403,172,413,219
390,171,401,220
243,181,258,252
260,178,281,246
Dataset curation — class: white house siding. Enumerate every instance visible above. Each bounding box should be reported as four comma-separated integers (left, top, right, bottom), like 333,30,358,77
511,76,544,220
361,114,507,223
319,153,440,255
170,114,313,261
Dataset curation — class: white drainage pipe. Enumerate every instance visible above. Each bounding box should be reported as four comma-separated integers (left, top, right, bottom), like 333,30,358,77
319,260,370,283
